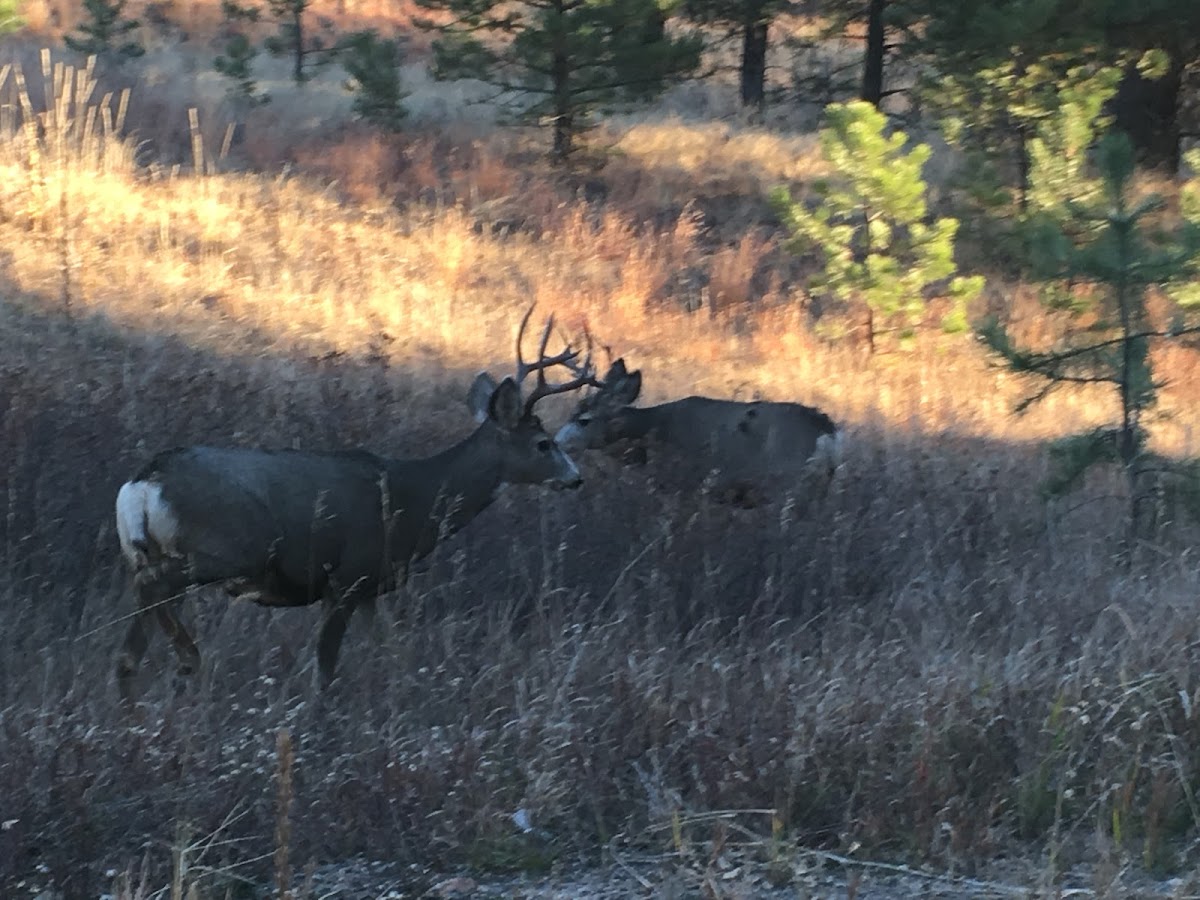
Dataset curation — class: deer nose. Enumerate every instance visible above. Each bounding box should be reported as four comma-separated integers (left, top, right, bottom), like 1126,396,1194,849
557,453,583,489
555,422,583,450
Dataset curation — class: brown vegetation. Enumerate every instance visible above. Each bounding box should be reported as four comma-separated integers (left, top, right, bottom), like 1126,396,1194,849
1,36,1199,899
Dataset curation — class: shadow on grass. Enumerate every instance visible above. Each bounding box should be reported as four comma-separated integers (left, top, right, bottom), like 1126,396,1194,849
1,291,1198,897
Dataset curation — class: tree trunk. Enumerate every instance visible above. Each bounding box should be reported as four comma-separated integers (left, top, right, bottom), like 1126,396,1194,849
1111,55,1184,173
552,63,572,160
860,0,885,107
740,19,768,107
551,0,572,162
1016,122,1031,213
292,6,304,83
552,112,572,161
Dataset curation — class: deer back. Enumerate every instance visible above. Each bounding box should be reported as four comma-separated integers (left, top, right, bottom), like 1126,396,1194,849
634,396,838,480
556,357,840,487
132,446,396,594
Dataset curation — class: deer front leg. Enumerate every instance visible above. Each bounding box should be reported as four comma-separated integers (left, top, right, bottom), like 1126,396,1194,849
317,591,363,688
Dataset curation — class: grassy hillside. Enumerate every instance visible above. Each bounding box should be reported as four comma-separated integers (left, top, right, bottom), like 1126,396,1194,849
0,30,1199,899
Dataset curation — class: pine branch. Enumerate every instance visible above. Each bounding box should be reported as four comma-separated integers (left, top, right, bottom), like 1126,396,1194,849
1030,324,1200,364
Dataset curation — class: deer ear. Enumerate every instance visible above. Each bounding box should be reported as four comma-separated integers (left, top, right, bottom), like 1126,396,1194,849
614,369,641,405
468,372,499,423
487,377,523,430
602,359,628,383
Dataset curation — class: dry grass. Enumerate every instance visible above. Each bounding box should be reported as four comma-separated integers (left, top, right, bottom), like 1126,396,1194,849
1,44,1200,900
604,118,830,193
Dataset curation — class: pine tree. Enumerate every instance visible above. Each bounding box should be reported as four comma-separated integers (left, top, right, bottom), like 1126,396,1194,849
415,0,703,160
341,31,408,132
772,100,983,350
65,0,144,60
808,0,901,108
980,131,1200,540
1093,1,1200,173
912,0,1108,212
1023,65,1121,222
217,0,338,93
0,0,23,35
681,0,782,107
261,0,338,84
214,26,268,106
911,0,1200,176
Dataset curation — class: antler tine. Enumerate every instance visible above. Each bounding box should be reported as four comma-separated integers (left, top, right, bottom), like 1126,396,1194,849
519,318,600,416
561,322,603,389
515,305,580,388
514,303,536,385
537,314,555,367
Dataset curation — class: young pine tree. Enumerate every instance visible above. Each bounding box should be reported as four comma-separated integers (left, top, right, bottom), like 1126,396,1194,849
0,0,22,34
216,0,338,97
341,31,408,132
65,0,144,60
261,0,339,84
1023,65,1122,223
980,131,1200,541
415,0,703,160
772,100,982,350
214,23,267,106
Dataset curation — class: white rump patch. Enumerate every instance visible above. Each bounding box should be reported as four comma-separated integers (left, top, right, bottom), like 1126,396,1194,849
813,430,845,474
115,480,180,568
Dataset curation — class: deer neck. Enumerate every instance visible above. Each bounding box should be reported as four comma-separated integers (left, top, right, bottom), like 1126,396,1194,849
614,406,660,442
388,425,506,532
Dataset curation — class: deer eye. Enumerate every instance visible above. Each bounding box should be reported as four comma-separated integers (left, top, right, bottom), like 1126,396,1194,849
577,414,592,427
537,438,553,453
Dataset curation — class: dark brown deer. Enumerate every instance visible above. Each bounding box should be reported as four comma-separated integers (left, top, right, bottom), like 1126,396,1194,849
555,358,842,505
114,309,594,697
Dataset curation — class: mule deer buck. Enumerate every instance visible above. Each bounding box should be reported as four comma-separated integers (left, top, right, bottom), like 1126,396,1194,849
114,309,594,698
555,358,841,506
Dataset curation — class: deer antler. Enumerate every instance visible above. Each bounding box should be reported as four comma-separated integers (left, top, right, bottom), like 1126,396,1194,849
515,304,601,415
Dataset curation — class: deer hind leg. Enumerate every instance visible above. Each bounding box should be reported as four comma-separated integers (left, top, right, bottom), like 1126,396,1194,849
116,560,201,697
155,598,201,676
116,589,153,701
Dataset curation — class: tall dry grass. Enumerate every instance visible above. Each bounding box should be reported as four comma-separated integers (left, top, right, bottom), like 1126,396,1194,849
0,48,1199,899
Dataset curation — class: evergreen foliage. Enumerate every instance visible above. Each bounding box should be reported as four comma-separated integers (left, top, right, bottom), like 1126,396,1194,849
1023,65,1121,220
905,0,1125,273
216,0,338,96
214,22,268,106
907,0,1199,180
0,0,23,35
772,100,983,349
415,0,703,159
922,41,1118,214
261,0,339,84
341,31,408,132
65,0,144,60
980,132,1200,538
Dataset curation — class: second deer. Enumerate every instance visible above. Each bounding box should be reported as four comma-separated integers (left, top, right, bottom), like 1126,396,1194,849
555,358,842,506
